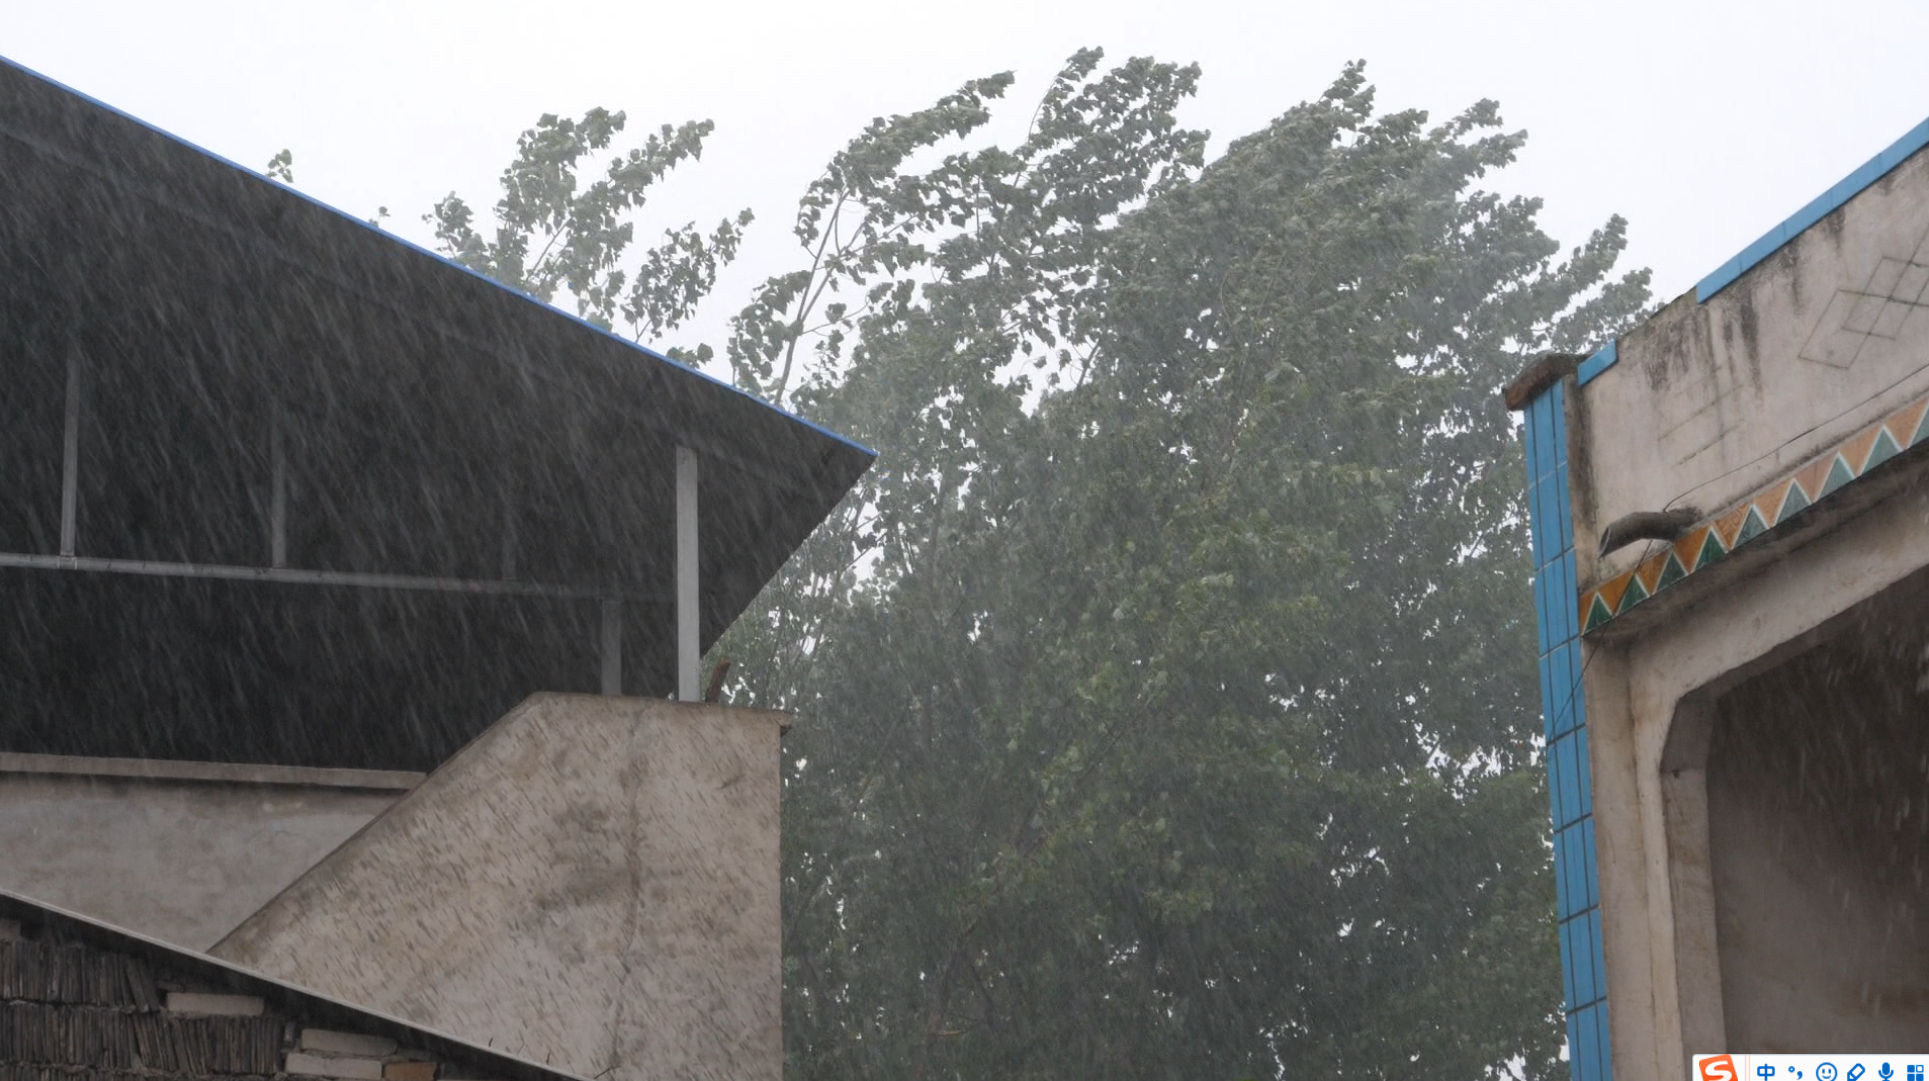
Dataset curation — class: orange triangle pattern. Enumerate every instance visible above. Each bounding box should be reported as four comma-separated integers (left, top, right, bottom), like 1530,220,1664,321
1577,390,1929,633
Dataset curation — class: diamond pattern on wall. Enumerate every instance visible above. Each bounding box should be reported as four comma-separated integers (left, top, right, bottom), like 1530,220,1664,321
1799,227,1929,368
1580,395,1929,633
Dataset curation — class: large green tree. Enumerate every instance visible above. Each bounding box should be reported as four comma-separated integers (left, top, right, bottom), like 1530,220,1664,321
434,53,1649,1081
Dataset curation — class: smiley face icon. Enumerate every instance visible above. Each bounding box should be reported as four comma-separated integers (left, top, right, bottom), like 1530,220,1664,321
1819,1063,1839,1081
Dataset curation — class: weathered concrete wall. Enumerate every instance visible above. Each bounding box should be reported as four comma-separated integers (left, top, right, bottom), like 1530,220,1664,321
211,693,785,1081
0,754,415,949
1572,148,1929,586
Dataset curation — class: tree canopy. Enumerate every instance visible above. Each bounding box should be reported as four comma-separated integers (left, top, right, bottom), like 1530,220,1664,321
426,52,1649,1081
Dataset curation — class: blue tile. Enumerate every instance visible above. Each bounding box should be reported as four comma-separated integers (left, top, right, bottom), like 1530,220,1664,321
1541,556,1561,638
1558,551,1579,638
1544,569,1560,649
1593,1002,1614,1081
1531,399,1556,480
1569,654,1589,732
1545,743,1563,823
1589,906,1609,1001
1538,566,1561,650
1573,817,1594,911
1564,633,1583,685
1526,468,1546,565
1550,381,1568,464
1576,340,1618,384
1738,234,1780,272
1568,914,1596,1014
1549,381,1568,460
1537,475,1560,568
1547,642,1576,738
1576,733,1593,819
1785,191,1833,237
1836,156,1887,203
1582,816,1600,909
1534,574,1552,656
1556,829,1578,918
1553,680,1570,738
1570,1003,1592,1078
1558,912,1578,1009
1538,651,1556,735
1544,657,1566,738
1550,735,1573,826
1562,735,1585,826
1553,462,1574,554
1574,1003,1602,1081
1563,735,1585,827
1697,259,1741,302
1541,394,1562,479
1558,822,1589,914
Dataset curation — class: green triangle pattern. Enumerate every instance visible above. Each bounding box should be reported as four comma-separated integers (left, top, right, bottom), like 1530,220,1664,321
1655,554,1687,591
1584,595,1614,632
1695,529,1727,569
1580,393,1929,635
1735,506,1771,545
1819,454,1856,498
1865,427,1904,473
1618,574,1650,612
1777,482,1810,522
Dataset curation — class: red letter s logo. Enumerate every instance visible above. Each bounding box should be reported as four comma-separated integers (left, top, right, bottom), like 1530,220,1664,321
1700,1055,1737,1081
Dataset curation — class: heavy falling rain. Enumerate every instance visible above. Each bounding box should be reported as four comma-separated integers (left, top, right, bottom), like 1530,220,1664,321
1,4,1928,1080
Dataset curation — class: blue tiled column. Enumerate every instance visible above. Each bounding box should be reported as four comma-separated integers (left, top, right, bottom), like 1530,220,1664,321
1522,377,1611,1081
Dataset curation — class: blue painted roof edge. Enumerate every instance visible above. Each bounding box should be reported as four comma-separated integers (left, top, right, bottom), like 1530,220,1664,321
1695,115,1929,304
1576,340,1617,385
0,52,877,460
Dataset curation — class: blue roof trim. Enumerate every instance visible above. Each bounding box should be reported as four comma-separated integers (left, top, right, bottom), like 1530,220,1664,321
1576,340,1618,385
0,52,876,460
1696,115,1929,304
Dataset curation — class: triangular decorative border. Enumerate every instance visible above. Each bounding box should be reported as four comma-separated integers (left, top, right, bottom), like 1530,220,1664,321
1578,394,1929,632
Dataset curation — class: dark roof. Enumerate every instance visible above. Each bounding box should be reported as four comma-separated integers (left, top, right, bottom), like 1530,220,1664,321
0,55,872,770
0,887,590,1081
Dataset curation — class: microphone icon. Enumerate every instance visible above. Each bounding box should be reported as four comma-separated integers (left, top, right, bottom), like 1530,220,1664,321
1879,1066,1895,1081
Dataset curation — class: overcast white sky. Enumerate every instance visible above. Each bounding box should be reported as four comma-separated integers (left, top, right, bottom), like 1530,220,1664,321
5,0,1927,361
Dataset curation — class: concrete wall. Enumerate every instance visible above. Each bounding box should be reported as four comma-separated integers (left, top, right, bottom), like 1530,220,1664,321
1559,141,1929,1079
1571,147,1929,588
211,693,785,1081
0,753,416,950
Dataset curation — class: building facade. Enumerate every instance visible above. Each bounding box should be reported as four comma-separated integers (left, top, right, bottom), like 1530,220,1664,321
0,53,872,1081
1511,116,1929,1080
